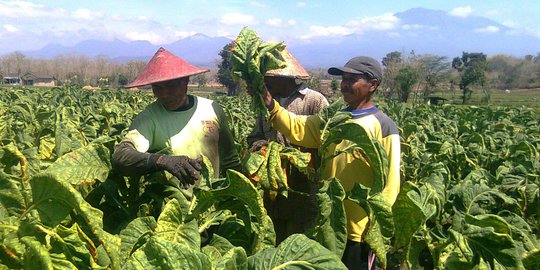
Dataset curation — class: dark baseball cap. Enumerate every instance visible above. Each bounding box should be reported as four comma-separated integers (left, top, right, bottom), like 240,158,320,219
328,56,383,82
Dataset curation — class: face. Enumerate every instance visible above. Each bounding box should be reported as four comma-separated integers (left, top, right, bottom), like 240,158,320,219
151,77,189,110
340,72,378,110
264,76,295,98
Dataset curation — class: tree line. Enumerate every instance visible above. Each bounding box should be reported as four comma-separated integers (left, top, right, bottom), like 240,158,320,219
2,47,540,104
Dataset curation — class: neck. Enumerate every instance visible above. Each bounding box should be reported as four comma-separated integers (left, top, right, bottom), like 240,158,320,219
350,100,374,110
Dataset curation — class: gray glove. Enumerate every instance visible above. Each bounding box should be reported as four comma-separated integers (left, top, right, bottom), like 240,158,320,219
155,155,202,186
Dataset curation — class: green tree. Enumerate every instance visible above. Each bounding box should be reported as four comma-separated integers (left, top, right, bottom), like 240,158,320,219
417,55,451,100
118,74,129,86
217,42,239,95
395,66,419,102
194,74,207,89
380,51,404,99
382,51,402,67
452,52,488,104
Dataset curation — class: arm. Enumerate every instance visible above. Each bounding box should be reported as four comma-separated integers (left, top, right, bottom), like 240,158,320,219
112,141,159,176
268,100,322,149
380,134,401,205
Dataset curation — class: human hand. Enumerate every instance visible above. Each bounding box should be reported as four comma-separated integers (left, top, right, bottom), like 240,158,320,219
246,85,273,108
155,155,202,186
250,139,269,152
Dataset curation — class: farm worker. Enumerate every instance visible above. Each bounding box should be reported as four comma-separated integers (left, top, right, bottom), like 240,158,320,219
112,47,240,189
252,56,400,269
247,48,329,244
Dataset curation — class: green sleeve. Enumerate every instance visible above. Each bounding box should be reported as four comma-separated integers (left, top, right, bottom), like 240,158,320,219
213,102,241,173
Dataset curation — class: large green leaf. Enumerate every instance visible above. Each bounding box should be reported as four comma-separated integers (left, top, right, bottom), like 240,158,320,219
123,237,211,270
448,179,519,216
20,236,54,270
0,172,25,217
463,214,522,268
215,247,248,270
30,173,80,226
190,170,273,253
306,178,347,257
523,249,540,270
156,199,200,250
321,122,388,193
207,234,235,256
230,27,285,117
44,144,111,186
393,182,436,249
119,217,157,263
30,173,121,269
0,143,28,178
348,183,394,269
51,224,96,269
247,234,347,270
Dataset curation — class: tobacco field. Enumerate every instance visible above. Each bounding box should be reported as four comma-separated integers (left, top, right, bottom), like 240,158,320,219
0,86,539,269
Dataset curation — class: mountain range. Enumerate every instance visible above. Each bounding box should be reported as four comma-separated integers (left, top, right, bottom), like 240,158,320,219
20,8,540,68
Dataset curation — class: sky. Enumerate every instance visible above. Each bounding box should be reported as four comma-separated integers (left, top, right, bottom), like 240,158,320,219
1,0,540,53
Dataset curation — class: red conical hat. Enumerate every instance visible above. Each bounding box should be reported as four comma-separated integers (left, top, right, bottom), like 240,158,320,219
265,48,309,79
125,47,209,88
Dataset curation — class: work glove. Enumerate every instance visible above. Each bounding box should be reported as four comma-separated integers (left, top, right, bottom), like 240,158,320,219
155,155,202,186
250,139,269,152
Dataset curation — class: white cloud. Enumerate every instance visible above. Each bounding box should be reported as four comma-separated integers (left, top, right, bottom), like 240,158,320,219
125,31,166,44
296,2,307,8
449,6,473,17
266,18,297,27
300,25,353,39
474,26,500,33
300,13,399,39
216,30,232,38
502,21,517,28
3,24,18,32
347,13,399,31
219,12,257,25
175,30,197,39
73,8,101,20
0,0,66,18
402,24,438,31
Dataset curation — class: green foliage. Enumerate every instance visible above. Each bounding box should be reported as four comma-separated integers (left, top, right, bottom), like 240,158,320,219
247,234,347,269
217,42,240,96
230,27,286,117
1,85,539,269
395,66,419,102
452,52,488,104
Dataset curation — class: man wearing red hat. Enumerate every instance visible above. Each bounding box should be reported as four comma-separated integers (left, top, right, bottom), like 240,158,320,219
112,47,240,189
247,48,329,244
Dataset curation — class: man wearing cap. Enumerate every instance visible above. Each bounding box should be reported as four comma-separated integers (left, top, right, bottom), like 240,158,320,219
254,56,400,269
247,48,329,244
112,47,240,190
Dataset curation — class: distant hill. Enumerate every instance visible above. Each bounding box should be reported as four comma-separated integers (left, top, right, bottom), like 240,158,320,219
20,8,540,68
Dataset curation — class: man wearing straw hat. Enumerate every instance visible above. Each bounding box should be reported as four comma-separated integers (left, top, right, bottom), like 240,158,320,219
112,47,240,189
247,48,329,244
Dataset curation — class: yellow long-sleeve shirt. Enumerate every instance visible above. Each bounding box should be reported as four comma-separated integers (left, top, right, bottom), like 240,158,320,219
268,100,401,242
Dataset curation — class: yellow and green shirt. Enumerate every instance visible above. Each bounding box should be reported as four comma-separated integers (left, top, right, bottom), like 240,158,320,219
268,100,401,242
120,95,239,177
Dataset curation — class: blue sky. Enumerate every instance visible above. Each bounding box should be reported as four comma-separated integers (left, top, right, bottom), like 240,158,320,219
1,0,539,53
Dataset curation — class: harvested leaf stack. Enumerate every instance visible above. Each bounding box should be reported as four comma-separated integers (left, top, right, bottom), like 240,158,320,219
231,27,286,117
